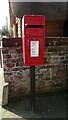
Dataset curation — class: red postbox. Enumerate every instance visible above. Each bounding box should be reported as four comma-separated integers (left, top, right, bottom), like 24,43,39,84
22,15,45,66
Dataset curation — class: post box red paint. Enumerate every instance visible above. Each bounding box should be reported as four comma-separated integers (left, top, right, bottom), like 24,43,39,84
22,15,45,66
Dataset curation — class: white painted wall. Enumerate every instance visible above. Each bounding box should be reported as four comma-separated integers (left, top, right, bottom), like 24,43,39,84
0,41,4,107
0,68,4,104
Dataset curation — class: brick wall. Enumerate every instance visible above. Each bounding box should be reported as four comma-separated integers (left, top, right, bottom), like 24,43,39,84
2,37,68,98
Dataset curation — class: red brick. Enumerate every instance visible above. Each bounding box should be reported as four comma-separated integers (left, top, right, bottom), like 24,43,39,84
6,64,15,67
3,55,11,59
10,77,14,80
5,73,12,76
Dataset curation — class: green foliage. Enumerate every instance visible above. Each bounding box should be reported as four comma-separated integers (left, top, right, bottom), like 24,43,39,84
0,25,13,38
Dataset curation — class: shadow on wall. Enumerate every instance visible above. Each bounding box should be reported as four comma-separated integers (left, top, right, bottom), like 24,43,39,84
63,19,68,37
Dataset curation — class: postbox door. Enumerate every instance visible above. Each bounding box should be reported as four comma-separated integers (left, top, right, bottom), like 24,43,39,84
23,37,44,65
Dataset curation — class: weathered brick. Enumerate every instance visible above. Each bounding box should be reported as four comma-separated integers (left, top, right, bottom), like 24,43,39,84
3,55,11,59
1,37,68,98
5,73,12,76
6,63,15,67
2,50,8,54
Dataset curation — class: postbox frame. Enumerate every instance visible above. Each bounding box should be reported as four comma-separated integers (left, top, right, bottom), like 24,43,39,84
22,15,45,66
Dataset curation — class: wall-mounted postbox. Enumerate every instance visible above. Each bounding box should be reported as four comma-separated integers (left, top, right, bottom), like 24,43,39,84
22,15,45,66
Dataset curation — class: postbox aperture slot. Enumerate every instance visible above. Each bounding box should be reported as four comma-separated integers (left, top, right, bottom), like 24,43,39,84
25,25,43,28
